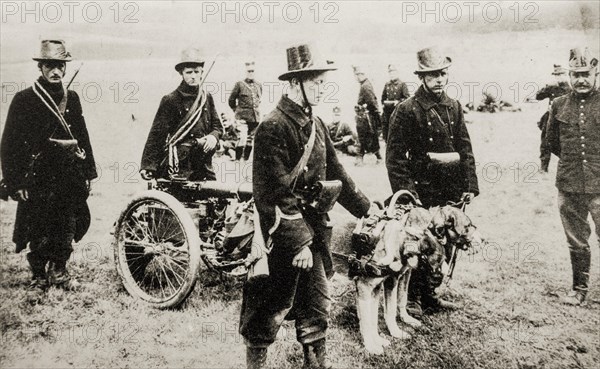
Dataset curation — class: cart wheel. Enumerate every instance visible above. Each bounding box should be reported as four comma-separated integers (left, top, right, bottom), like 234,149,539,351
113,190,201,308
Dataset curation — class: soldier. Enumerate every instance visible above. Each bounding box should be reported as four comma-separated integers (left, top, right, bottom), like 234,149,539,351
353,65,382,164
381,64,411,142
140,48,222,181
386,47,479,318
546,47,599,306
240,44,374,369
229,61,262,162
0,40,97,290
327,106,358,156
536,64,571,172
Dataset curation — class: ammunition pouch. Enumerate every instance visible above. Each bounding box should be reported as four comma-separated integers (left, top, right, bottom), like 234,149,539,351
301,180,343,214
351,212,387,258
427,152,460,167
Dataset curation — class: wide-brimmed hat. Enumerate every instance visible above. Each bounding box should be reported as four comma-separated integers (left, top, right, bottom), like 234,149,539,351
278,44,336,81
568,47,598,72
552,64,566,75
32,40,72,62
414,47,451,74
175,48,205,72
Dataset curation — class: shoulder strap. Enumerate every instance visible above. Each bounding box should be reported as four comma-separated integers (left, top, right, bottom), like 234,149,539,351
282,119,317,190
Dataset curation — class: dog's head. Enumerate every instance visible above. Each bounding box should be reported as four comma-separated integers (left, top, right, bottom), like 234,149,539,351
428,205,484,258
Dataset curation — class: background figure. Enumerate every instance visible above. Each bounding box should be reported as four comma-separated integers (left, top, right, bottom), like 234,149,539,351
229,61,262,161
381,64,411,142
386,46,479,318
536,64,571,172
219,112,239,159
327,106,358,156
140,48,222,181
546,47,599,306
0,40,97,291
354,105,379,165
353,65,382,164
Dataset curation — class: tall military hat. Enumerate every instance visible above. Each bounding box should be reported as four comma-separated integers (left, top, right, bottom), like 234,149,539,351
552,64,566,75
175,48,205,72
568,47,598,72
32,40,72,62
414,47,452,74
278,44,336,81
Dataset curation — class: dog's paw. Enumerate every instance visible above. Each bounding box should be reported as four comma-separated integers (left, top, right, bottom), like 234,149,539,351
378,335,391,347
389,326,411,340
401,314,422,328
364,342,384,355
378,255,394,266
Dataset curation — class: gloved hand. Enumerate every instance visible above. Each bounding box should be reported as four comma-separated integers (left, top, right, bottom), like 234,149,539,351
140,170,155,181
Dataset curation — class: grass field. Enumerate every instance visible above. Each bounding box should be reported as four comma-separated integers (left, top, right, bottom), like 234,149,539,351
1,25,599,369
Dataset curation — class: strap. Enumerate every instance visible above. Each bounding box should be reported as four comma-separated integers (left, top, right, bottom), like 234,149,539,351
429,107,454,139
168,91,208,147
33,82,74,139
281,118,317,190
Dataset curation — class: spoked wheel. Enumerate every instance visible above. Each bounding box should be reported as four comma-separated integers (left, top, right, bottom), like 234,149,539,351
113,190,201,308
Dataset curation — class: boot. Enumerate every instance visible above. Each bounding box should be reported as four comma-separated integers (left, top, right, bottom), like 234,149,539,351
406,269,423,319
235,146,245,161
422,294,459,311
561,290,586,306
570,248,590,295
243,145,253,161
26,252,48,290
540,160,549,173
48,260,80,290
246,347,267,369
302,338,332,369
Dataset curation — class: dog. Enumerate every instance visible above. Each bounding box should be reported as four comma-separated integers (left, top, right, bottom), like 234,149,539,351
428,205,485,265
353,205,446,355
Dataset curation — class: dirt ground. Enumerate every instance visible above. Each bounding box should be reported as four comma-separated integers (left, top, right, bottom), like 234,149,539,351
1,25,599,369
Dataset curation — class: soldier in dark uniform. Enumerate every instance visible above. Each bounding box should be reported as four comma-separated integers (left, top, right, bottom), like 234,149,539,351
353,65,382,164
381,64,411,142
536,64,571,172
0,40,97,290
327,106,358,156
546,47,599,306
140,48,222,181
386,47,479,318
240,44,373,369
228,61,262,161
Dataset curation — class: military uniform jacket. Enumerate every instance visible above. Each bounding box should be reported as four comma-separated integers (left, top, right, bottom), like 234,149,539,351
253,96,371,257
228,79,262,123
358,78,380,114
546,89,600,193
386,85,479,200
1,77,97,249
328,120,355,143
381,78,410,117
141,82,222,172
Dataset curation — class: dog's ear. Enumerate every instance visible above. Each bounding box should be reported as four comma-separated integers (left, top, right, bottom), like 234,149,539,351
443,206,456,229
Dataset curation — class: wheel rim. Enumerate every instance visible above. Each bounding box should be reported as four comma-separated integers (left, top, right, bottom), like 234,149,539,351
117,199,193,303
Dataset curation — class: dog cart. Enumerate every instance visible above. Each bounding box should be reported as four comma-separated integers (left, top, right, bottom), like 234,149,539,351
112,178,254,309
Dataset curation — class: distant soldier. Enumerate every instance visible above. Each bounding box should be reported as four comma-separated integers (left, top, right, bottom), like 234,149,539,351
381,64,410,142
327,106,358,156
546,47,599,306
386,47,479,318
536,64,571,172
353,65,382,164
0,40,97,290
229,61,262,161
140,48,222,181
